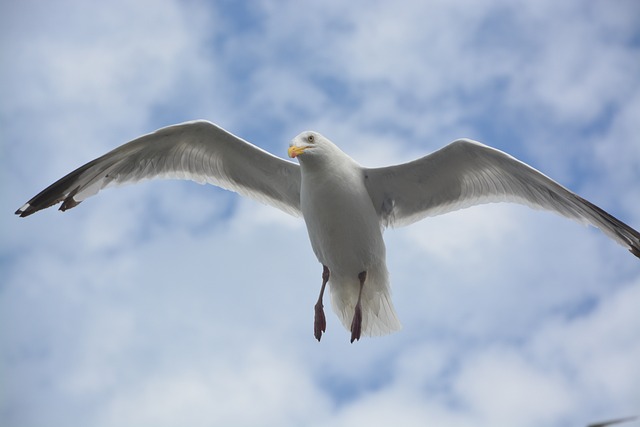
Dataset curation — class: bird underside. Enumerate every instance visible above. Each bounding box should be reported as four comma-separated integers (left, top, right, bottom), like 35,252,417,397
313,264,401,342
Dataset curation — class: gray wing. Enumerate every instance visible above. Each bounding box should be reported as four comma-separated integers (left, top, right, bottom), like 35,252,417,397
16,120,301,217
364,139,640,258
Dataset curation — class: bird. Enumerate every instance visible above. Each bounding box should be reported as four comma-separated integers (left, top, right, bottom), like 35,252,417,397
15,120,640,343
587,415,638,427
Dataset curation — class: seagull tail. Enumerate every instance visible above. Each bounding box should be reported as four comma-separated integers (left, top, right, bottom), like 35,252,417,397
329,266,402,337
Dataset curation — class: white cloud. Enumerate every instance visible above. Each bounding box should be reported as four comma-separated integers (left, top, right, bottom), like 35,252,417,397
454,346,575,426
97,347,332,427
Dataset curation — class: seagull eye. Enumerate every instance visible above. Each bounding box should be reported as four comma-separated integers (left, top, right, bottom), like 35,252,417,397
307,135,315,143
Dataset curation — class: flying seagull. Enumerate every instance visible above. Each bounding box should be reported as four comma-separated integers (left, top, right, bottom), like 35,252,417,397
15,121,640,342
587,415,638,427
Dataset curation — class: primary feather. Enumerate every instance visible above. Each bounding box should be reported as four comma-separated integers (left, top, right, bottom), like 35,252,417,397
364,139,640,257
15,121,301,218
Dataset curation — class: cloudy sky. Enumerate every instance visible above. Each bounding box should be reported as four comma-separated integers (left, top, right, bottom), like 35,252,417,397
2,1,639,426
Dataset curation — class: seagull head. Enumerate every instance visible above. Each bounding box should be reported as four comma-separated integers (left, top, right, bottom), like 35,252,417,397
288,131,322,159
288,131,344,160
288,131,356,170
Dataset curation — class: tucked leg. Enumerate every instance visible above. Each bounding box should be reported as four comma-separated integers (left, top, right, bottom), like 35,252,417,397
314,265,330,341
350,271,366,343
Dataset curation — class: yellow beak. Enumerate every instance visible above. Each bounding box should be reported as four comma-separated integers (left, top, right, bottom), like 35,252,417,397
288,145,306,158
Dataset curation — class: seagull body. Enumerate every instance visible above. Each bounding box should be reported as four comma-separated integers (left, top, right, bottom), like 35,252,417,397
16,121,640,341
293,135,399,338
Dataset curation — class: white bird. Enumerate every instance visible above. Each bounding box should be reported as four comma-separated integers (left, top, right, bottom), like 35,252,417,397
15,121,640,342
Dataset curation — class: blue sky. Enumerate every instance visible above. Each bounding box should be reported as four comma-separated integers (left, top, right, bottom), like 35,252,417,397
1,1,639,426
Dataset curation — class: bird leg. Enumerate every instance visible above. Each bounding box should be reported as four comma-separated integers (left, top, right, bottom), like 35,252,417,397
314,265,330,341
350,271,366,343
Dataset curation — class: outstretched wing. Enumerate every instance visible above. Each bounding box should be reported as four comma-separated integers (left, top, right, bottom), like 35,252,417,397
16,121,301,217
364,139,640,257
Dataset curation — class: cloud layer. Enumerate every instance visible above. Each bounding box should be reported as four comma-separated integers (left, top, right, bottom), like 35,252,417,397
2,1,639,426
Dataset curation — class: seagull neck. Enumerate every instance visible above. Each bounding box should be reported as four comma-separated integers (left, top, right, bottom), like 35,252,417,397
299,156,363,188
299,151,360,172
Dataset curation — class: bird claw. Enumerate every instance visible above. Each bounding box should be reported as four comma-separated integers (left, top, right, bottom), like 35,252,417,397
314,302,326,341
350,304,362,343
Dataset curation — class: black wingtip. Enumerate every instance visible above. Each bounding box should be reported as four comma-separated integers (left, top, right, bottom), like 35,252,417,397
630,245,640,259
15,203,34,218
59,197,81,212
15,191,83,217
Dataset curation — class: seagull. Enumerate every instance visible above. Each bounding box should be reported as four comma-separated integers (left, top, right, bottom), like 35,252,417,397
15,121,640,342
587,415,638,427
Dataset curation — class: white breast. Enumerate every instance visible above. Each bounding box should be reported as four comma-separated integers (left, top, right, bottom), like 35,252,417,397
296,145,400,337
300,161,385,276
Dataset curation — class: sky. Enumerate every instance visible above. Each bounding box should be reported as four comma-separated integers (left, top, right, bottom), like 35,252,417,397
1,1,639,426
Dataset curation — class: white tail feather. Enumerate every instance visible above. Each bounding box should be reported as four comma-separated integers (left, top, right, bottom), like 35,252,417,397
328,265,401,336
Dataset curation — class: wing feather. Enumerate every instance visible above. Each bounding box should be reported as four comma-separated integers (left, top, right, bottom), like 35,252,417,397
364,139,640,257
15,121,301,217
